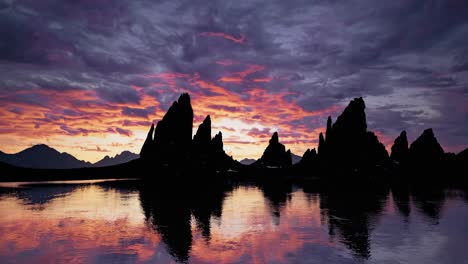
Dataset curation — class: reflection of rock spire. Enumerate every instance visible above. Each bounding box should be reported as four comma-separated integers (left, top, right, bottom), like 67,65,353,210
319,189,389,259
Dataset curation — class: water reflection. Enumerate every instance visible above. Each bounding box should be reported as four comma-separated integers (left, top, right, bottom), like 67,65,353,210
319,188,389,259
1,179,468,263
139,184,231,262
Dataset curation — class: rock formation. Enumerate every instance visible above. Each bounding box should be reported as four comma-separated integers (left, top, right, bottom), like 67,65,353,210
139,94,235,170
409,128,444,164
140,93,194,164
140,123,155,158
318,133,326,157
193,115,211,147
253,132,292,168
296,148,318,170
390,131,409,163
316,97,388,172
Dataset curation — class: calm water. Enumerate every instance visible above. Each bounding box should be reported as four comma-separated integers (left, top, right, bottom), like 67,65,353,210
1,179,468,264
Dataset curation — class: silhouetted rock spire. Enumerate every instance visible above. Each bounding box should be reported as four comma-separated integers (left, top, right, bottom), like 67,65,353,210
318,132,326,157
211,132,224,154
139,93,237,170
409,128,444,163
153,93,193,149
315,97,388,172
326,116,332,141
390,131,409,163
332,97,367,135
193,115,211,147
140,123,155,158
253,132,292,168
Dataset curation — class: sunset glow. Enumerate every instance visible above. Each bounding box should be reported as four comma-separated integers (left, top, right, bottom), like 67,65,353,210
1,0,467,161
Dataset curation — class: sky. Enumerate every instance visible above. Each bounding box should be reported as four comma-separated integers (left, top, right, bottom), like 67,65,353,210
0,0,467,162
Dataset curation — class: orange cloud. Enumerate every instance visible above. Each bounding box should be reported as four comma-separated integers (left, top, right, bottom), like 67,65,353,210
0,61,351,161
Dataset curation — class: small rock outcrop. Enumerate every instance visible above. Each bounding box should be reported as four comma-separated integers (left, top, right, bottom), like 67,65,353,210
296,148,318,170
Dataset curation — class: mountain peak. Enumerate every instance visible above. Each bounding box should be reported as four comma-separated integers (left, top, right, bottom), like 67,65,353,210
0,144,90,169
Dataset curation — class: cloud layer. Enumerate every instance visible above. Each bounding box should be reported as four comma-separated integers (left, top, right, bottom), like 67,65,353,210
0,0,467,161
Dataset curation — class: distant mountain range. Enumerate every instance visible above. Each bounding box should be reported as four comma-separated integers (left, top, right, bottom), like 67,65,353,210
0,144,139,169
92,151,139,167
240,153,302,165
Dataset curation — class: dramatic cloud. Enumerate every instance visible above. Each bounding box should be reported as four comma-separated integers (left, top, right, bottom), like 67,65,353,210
0,0,467,161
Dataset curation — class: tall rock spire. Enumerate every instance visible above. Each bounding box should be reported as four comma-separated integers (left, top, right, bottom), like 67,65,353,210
140,123,154,158
326,116,332,141
391,131,409,163
318,132,325,156
139,93,194,164
409,128,444,163
193,115,211,147
316,97,388,171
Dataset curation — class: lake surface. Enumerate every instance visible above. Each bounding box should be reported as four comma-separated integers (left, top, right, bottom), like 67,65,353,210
1,179,468,264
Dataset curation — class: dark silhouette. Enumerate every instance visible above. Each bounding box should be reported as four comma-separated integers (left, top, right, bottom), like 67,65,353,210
140,93,193,165
457,148,468,177
317,187,389,259
411,187,446,224
0,144,91,169
390,131,409,163
296,148,318,171
139,188,193,263
1,183,79,206
409,128,444,166
252,132,292,168
320,98,389,172
259,182,293,225
392,186,411,219
1,93,467,187
193,115,211,147
0,145,138,169
139,94,236,172
91,151,139,167
138,179,231,263
297,97,388,177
